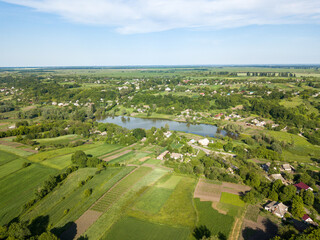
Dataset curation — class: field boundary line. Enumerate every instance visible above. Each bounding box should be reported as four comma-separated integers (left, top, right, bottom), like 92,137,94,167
99,143,137,159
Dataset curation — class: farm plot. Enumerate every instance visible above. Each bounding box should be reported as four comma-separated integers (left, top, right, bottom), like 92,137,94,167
84,167,168,240
91,166,152,212
24,167,134,239
128,176,197,227
0,149,19,165
0,144,34,157
134,186,173,214
220,192,246,207
103,150,133,162
102,216,189,240
0,158,28,179
36,135,82,146
0,163,57,225
194,198,234,239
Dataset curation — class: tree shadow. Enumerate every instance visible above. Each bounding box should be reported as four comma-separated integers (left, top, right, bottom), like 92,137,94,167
242,218,278,240
51,221,77,240
29,215,50,236
218,232,227,240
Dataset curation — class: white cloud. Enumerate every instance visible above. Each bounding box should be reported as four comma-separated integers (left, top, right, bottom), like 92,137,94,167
3,0,320,34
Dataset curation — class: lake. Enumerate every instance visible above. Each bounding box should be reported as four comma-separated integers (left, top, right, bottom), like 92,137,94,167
98,116,227,137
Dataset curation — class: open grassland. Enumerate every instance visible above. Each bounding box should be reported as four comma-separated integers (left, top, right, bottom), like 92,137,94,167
0,158,28,179
23,167,134,230
245,205,260,222
102,216,189,240
91,167,152,212
0,163,57,225
128,176,197,227
194,198,234,239
0,144,33,157
265,130,320,162
220,192,245,207
84,168,168,240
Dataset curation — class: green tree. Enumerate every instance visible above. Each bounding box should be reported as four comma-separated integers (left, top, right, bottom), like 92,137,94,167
303,190,314,206
291,196,305,218
38,232,60,240
193,225,211,240
223,142,233,152
268,190,279,201
132,128,146,140
7,222,31,240
71,150,88,167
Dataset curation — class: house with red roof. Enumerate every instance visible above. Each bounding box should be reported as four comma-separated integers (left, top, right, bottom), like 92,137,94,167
302,214,313,223
294,182,313,193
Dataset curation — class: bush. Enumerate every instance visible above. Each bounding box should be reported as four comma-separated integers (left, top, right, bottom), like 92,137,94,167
83,188,92,197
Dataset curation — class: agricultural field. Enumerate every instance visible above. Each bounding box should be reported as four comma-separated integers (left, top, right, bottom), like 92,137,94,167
0,163,57,225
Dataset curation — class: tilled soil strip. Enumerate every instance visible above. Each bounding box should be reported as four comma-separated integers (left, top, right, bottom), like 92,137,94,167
99,143,137,159
102,149,132,162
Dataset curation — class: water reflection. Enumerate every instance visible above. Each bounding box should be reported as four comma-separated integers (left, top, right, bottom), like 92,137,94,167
98,116,227,138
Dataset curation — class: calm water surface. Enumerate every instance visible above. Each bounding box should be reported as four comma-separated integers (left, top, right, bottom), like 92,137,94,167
99,116,226,137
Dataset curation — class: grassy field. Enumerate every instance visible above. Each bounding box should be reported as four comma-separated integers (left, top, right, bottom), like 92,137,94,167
194,198,234,239
0,163,57,225
102,216,189,240
220,192,245,207
245,205,260,222
108,151,136,164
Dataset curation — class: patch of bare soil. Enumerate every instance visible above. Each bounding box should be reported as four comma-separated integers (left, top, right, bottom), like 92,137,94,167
194,179,222,202
221,182,251,195
102,149,132,162
139,156,150,162
0,139,38,153
99,143,137,159
239,216,278,240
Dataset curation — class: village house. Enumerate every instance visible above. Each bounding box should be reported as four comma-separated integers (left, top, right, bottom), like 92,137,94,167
165,87,171,91
198,138,210,146
294,182,313,192
163,131,172,138
171,153,183,161
270,174,286,184
302,214,313,223
157,150,169,160
264,201,288,218
282,164,294,172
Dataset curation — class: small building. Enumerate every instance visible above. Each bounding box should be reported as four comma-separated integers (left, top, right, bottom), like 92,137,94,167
264,201,288,218
270,174,286,184
171,153,183,160
188,139,196,144
302,214,313,223
282,164,293,172
163,131,172,138
261,162,271,172
157,151,169,160
198,138,209,146
165,87,171,92
294,182,313,192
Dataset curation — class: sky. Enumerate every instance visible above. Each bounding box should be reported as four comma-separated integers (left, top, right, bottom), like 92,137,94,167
1,0,320,67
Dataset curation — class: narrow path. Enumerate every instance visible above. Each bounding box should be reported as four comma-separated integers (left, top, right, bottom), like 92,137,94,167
229,207,247,240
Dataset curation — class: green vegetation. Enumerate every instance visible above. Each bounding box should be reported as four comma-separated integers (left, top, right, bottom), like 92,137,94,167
103,216,189,240
194,198,234,239
220,192,245,207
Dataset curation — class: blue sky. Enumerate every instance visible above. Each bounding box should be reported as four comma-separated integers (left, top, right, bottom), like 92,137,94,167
1,0,320,66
